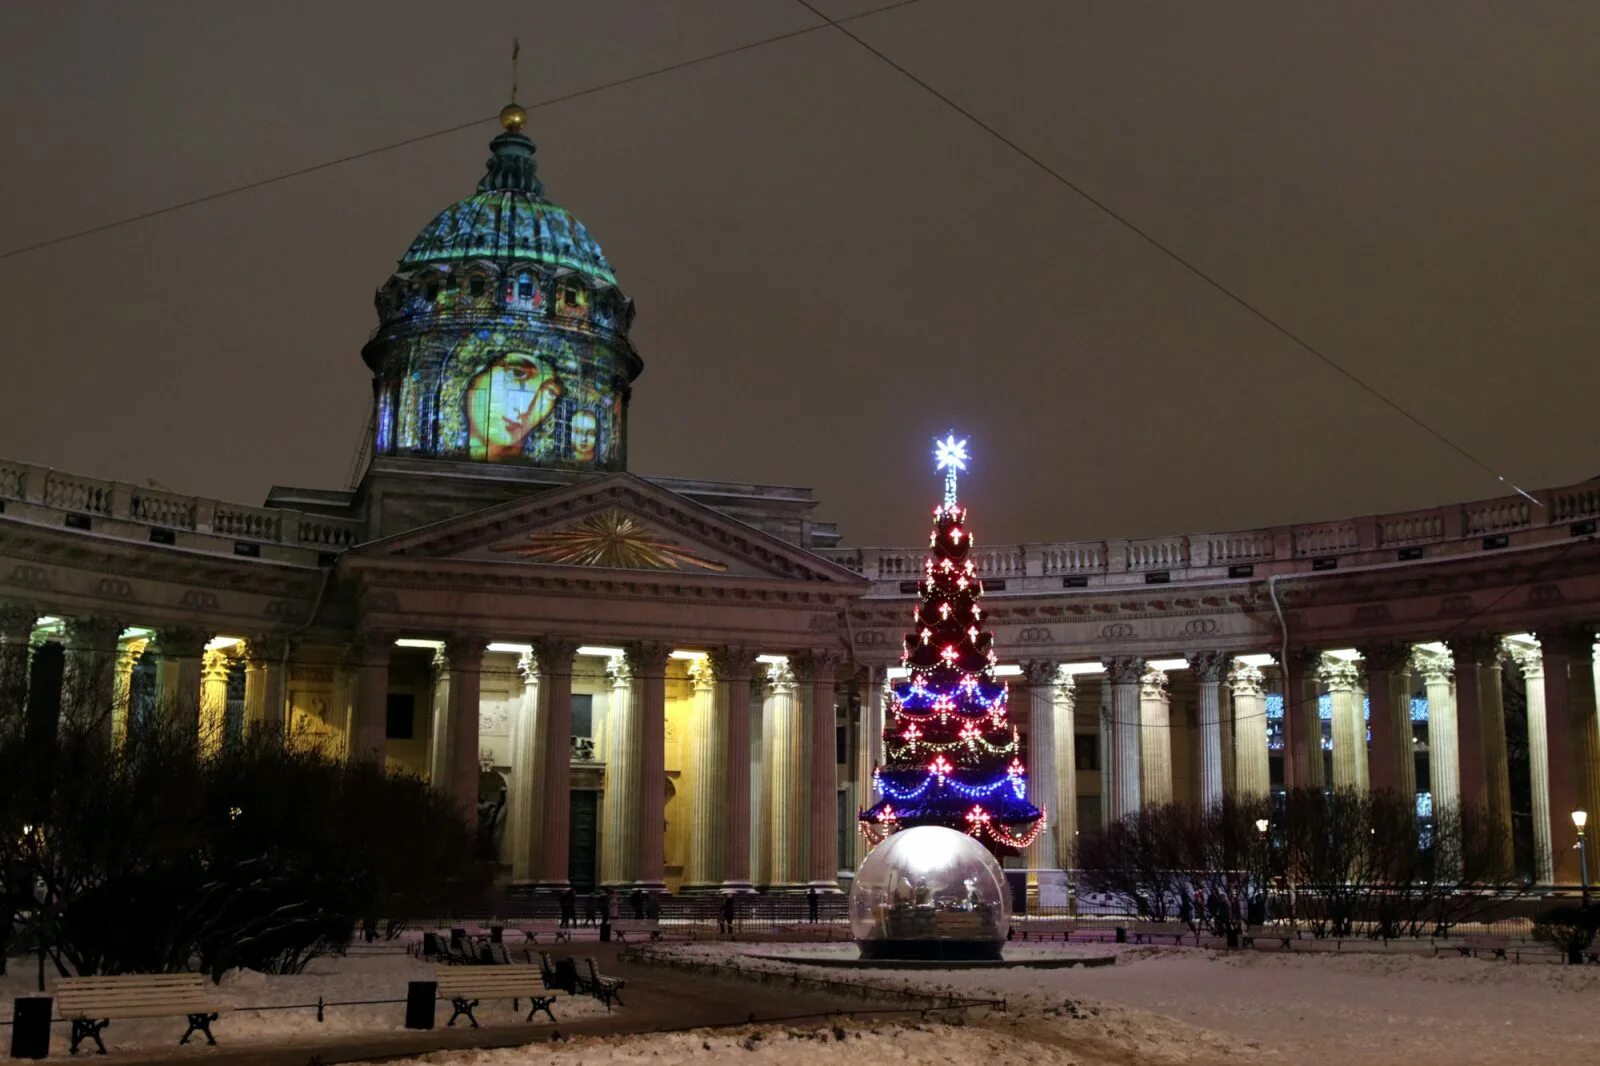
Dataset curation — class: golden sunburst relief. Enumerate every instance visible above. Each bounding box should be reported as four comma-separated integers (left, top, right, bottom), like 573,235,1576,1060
489,509,729,572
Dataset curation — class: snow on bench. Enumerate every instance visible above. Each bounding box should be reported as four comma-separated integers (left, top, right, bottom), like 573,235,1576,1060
434,966,568,1027
611,919,661,944
56,973,229,1054
1451,935,1511,960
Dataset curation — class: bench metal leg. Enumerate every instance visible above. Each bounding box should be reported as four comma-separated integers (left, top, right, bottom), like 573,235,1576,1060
526,996,558,1022
180,1012,218,1046
70,1018,109,1055
447,997,480,1028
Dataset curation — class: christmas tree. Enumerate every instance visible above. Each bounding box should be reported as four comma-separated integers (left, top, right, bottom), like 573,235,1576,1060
860,435,1045,856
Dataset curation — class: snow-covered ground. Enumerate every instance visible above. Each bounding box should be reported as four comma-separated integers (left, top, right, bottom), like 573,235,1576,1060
0,948,610,1057
402,941,1600,1066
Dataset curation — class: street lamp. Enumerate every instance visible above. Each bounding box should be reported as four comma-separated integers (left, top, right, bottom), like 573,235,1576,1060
1255,818,1269,835
1574,810,1590,909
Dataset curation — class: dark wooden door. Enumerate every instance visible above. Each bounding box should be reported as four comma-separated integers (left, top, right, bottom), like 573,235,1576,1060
568,790,599,892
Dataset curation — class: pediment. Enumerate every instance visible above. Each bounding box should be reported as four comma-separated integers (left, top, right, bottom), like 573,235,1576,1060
350,473,867,586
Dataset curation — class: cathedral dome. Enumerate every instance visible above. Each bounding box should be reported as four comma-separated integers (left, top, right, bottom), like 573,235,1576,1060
362,109,640,474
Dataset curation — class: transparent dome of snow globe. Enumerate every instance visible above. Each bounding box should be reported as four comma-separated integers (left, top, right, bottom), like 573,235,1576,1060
850,825,1011,960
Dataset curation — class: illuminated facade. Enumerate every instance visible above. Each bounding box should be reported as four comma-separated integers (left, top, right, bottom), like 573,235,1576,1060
2,108,1598,897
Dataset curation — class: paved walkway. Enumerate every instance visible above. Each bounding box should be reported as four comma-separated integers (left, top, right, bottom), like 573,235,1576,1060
107,942,885,1065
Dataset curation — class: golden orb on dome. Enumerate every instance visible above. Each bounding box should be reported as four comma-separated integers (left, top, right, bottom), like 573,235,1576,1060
499,102,527,131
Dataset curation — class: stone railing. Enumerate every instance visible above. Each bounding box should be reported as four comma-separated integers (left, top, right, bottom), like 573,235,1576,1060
817,478,1600,595
0,459,363,556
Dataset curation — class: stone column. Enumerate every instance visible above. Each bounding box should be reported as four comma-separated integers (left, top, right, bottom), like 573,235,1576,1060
426,647,453,788
1362,643,1416,801
627,641,671,892
1139,665,1172,807
1447,634,1514,867
0,604,37,742
347,635,391,767
798,651,841,889
200,648,232,753
242,637,289,733
1412,647,1458,817
533,637,577,889
1102,657,1143,820
682,656,722,890
111,636,147,748
1537,627,1600,884
506,649,543,886
1318,657,1364,791
444,638,484,822
1097,679,1112,826
1050,673,1078,870
711,646,758,891
1188,652,1229,810
852,663,886,868
60,616,123,743
600,653,638,887
1229,660,1270,799
761,659,802,888
1022,660,1061,906
152,626,209,729
1281,647,1324,790
1505,642,1553,884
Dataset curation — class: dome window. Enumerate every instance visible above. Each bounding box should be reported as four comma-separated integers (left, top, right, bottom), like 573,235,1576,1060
469,276,486,298
517,274,535,301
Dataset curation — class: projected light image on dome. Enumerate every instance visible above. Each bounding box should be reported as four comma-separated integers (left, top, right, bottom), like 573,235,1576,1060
363,104,637,473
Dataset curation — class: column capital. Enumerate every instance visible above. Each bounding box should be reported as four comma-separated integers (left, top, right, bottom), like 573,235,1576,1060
0,602,39,641
687,655,715,691
1228,659,1266,697
1358,642,1412,675
1279,645,1323,674
151,625,210,660
242,635,290,666
1446,633,1504,667
1052,670,1077,706
707,645,758,683
1503,640,1542,681
201,648,233,683
1020,659,1057,687
1186,651,1230,683
605,652,630,686
1410,646,1454,683
64,616,125,651
1101,655,1145,686
444,636,486,672
1535,624,1597,663
1139,664,1169,700
1315,655,1359,691
763,657,796,692
517,649,540,686
623,640,672,677
791,649,842,683
530,636,579,676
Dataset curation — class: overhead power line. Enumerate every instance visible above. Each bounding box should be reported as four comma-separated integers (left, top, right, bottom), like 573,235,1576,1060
0,0,928,262
791,0,1539,509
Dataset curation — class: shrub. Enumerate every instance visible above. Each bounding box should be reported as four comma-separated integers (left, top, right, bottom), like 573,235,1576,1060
1531,905,1599,965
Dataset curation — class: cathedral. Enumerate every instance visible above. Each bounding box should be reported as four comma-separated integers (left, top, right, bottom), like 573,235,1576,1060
2,103,1597,897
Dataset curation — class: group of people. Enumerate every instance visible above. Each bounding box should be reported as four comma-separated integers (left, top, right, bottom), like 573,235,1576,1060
1177,884,1270,935
554,886,662,928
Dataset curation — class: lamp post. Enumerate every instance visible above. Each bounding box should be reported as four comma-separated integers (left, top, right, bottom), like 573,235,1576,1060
1574,810,1590,909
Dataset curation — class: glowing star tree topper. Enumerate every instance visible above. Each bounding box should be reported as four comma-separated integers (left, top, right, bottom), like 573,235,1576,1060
933,433,969,507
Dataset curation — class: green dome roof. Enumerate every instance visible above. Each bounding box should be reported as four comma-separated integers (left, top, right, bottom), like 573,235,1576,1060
396,127,619,289
399,191,618,287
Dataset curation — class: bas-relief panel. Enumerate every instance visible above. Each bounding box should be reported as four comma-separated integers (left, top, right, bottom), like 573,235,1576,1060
288,688,342,757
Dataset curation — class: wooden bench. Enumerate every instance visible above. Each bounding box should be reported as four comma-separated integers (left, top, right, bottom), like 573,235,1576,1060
56,973,230,1054
519,921,572,944
434,967,567,1028
1454,935,1511,960
578,956,625,1010
611,919,661,944
1241,927,1296,950
1126,923,1189,946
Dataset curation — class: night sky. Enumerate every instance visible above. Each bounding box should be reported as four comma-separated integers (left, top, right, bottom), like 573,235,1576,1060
2,1,1595,547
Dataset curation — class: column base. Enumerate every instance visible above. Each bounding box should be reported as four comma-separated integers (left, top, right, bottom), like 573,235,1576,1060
760,882,814,895
533,879,571,893
806,879,843,893
716,880,756,894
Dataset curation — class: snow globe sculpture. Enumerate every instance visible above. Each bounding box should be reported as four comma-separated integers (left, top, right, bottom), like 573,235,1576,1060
850,825,1011,960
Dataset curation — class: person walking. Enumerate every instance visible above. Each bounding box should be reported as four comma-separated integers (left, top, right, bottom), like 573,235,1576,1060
807,886,819,924
719,893,736,936
583,891,598,927
630,887,645,920
559,886,577,929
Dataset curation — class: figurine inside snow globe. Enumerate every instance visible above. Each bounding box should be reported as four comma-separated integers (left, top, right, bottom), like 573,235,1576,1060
850,825,1011,960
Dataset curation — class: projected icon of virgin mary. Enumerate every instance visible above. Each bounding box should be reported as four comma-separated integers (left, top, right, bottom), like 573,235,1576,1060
463,351,564,461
